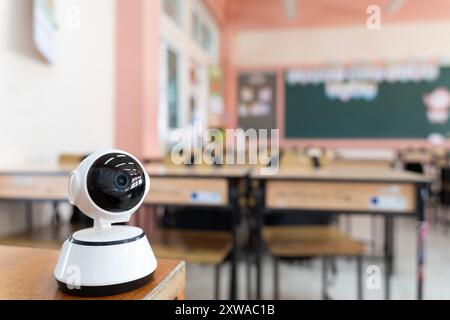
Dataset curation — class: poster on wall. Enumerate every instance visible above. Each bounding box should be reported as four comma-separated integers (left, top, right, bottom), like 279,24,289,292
238,72,277,131
33,0,57,64
208,65,224,128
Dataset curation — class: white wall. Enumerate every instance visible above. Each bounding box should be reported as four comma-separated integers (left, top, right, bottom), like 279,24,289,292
233,22,450,67
0,0,115,167
0,0,116,235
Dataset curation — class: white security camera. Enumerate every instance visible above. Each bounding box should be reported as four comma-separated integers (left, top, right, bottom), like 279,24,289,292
68,149,150,227
54,149,157,297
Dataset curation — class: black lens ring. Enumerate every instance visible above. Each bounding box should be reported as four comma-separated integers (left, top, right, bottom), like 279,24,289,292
86,153,146,212
114,172,131,190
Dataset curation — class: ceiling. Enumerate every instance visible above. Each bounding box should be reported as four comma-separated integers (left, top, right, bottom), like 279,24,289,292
222,0,450,29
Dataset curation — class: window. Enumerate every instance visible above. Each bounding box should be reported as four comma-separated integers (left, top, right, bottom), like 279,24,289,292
167,48,179,129
191,10,215,54
192,13,201,44
201,24,212,52
163,0,181,25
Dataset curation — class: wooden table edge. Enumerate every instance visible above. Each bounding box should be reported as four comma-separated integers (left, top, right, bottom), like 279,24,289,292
145,260,186,300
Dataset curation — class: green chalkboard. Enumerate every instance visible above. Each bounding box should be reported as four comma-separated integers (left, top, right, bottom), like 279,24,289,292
285,67,450,139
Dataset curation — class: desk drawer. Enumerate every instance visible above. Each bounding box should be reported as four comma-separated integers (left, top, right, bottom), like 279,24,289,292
266,181,416,213
146,177,229,207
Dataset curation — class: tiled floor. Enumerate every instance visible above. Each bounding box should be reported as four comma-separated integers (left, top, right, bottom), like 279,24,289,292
185,216,450,300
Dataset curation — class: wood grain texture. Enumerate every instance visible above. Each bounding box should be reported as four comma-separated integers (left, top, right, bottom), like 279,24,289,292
325,160,393,170
252,167,431,183
0,224,81,249
0,246,185,300
263,226,365,257
145,164,250,178
0,164,246,203
266,180,416,213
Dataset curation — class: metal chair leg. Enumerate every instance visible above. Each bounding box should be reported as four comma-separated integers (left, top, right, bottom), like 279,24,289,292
370,216,377,254
356,256,363,300
444,206,448,234
273,258,279,300
246,253,252,300
384,259,391,300
322,257,328,300
214,264,221,300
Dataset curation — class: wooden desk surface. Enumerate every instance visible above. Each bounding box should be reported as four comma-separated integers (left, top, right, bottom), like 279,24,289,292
251,167,432,183
0,164,249,202
0,166,73,176
0,246,186,300
145,164,250,178
0,164,250,178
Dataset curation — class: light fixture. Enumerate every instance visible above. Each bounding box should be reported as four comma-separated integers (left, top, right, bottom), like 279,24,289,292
385,0,406,14
283,0,297,20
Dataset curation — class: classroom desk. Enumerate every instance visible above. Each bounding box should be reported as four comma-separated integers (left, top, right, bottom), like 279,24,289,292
144,164,250,300
250,167,431,300
0,164,250,300
0,245,186,300
0,167,72,230
0,166,71,202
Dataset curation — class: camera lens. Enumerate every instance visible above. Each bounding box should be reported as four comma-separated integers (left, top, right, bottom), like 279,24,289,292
87,153,146,212
114,173,130,190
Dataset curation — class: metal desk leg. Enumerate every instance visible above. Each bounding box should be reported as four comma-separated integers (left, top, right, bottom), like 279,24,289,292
215,264,221,300
52,201,60,225
417,222,426,300
384,216,393,300
229,182,239,300
417,187,428,300
357,256,363,300
229,246,237,300
246,249,252,300
256,245,262,300
255,187,264,301
273,257,279,300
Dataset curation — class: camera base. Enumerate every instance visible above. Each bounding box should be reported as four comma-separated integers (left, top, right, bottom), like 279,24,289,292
54,226,157,297
56,272,154,297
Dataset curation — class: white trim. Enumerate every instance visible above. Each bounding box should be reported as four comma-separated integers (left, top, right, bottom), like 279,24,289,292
158,0,221,148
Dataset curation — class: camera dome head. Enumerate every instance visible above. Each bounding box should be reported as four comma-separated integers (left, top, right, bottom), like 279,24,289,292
69,149,150,228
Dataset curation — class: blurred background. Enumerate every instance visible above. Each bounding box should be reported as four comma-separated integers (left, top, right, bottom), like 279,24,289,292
2,0,450,300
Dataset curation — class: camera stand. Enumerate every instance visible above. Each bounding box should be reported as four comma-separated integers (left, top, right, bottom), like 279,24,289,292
54,225,157,297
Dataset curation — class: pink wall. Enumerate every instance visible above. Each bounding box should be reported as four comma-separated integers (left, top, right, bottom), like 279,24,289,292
203,0,227,26
223,0,450,148
116,0,228,158
226,0,450,30
115,0,160,160
142,0,161,159
115,0,450,152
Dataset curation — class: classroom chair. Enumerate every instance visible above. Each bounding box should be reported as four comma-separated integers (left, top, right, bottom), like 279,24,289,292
402,154,442,226
58,153,87,169
261,213,365,300
146,207,234,300
438,167,450,232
